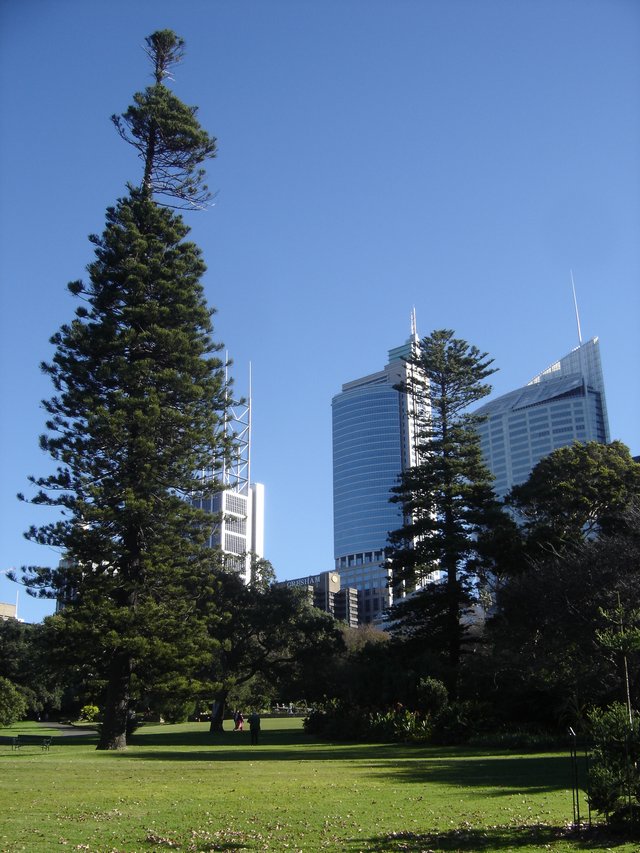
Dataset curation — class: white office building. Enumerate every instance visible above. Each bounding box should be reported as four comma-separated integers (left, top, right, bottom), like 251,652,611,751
474,337,610,498
194,379,264,584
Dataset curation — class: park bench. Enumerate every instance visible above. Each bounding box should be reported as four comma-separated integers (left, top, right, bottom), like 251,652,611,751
6,735,53,751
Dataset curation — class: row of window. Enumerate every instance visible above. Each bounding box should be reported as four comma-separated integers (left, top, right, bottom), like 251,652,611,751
337,550,386,568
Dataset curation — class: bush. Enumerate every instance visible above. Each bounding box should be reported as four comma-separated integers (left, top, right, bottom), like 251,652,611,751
304,700,432,743
417,677,449,716
431,700,488,745
587,702,640,828
0,677,28,727
369,707,432,743
158,698,196,724
79,704,100,722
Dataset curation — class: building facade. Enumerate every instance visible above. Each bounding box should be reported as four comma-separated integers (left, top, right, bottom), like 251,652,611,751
0,602,19,622
474,337,610,497
332,320,421,622
194,380,265,584
280,571,360,628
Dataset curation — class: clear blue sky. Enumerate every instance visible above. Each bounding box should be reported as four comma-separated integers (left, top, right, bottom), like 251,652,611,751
1,0,638,622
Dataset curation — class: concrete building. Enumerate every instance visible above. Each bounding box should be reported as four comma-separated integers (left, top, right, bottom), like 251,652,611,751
332,315,423,622
0,602,19,621
474,337,610,497
194,378,265,584
280,571,359,628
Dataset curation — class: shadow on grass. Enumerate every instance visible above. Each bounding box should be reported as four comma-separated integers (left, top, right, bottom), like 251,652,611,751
118,729,576,797
374,753,575,795
353,823,636,851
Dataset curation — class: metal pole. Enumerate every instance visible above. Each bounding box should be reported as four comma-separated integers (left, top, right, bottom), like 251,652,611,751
569,727,580,827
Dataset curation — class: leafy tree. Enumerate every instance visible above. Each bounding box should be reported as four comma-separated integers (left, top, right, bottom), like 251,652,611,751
207,571,343,732
15,31,229,749
596,598,640,731
0,621,63,718
485,510,640,729
0,677,28,727
507,440,640,557
386,329,502,695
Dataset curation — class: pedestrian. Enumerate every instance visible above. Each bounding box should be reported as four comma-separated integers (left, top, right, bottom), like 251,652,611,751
248,710,261,745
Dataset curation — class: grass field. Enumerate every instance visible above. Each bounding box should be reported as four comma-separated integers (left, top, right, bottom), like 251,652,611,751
0,717,635,852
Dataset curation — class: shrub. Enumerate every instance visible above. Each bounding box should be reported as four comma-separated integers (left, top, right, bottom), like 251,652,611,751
304,700,431,743
79,704,100,722
431,700,488,745
369,707,432,743
417,677,449,716
158,698,196,724
587,702,640,828
0,677,28,727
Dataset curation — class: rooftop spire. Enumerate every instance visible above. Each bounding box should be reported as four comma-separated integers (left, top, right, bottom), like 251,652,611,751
570,270,583,345
410,306,418,339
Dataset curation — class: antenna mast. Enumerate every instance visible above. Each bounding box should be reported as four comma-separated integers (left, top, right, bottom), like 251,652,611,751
571,270,583,345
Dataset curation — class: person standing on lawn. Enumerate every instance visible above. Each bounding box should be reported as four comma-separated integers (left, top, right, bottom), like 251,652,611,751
248,711,261,745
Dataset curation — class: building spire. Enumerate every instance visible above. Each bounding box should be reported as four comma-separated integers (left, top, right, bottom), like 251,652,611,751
570,270,583,345
410,306,418,340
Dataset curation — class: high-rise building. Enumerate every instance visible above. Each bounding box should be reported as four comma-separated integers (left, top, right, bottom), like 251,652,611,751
332,317,421,622
194,376,265,584
474,337,610,497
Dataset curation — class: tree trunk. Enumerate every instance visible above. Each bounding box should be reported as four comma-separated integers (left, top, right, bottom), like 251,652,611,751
97,653,132,750
209,689,228,733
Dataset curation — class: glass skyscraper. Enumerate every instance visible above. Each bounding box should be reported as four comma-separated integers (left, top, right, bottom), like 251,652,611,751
332,326,420,622
474,337,610,498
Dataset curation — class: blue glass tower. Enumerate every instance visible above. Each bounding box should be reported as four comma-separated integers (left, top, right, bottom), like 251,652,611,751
475,337,610,498
332,326,419,622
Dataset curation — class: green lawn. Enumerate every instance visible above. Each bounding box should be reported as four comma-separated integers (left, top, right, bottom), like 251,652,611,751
0,718,634,852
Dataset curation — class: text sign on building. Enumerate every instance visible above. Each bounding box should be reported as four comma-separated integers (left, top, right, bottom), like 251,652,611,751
284,575,322,588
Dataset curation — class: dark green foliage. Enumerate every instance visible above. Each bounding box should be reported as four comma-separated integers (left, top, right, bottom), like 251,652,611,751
0,621,62,718
387,330,505,695
507,440,640,557
416,676,449,717
485,513,640,730
207,571,343,731
112,30,217,208
588,703,640,827
157,697,197,725
16,32,229,750
303,693,485,745
0,676,28,727
478,445,640,735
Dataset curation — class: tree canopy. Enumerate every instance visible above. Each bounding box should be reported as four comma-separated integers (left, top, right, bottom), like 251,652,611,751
206,568,343,731
507,440,640,557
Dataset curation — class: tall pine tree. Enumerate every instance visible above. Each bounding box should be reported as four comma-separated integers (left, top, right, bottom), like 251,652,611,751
17,31,229,749
387,330,502,696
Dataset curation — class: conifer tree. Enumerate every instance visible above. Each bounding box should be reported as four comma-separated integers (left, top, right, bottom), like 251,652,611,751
387,330,502,696
17,31,229,749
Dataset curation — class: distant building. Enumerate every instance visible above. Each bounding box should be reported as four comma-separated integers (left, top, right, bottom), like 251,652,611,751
193,380,265,584
332,315,423,623
280,571,359,628
0,602,18,621
474,337,610,497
